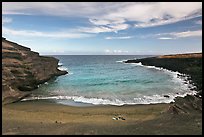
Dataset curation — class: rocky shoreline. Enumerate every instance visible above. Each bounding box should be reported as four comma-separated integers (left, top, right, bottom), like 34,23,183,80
124,53,202,114
125,53,202,95
2,37,68,104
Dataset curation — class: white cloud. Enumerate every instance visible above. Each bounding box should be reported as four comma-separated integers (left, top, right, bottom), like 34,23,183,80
134,16,197,28
156,30,202,39
2,2,93,16
78,26,113,33
158,37,174,40
89,19,111,26
103,2,202,28
2,17,12,24
85,18,129,33
2,26,92,39
105,49,111,53
105,36,134,40
108,24,129,32
135,2,202,28
78,23,129,34
135,30,202,40
171,30,202,38
2,2,126,17
2,2,202,31
105,49,128,54
89,18,125,26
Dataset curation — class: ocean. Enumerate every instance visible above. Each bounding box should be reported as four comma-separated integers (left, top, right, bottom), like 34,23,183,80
22,55,196,106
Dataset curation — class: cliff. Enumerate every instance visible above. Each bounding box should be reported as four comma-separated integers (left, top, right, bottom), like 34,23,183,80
2,37,68,104
125,53,202,114
157,53,202,59
125,53,202,93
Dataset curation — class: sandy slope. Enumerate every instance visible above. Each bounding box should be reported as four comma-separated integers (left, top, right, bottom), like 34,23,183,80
2,101,202,135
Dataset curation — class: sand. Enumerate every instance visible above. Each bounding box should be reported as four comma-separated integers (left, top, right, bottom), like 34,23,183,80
2,100,202,135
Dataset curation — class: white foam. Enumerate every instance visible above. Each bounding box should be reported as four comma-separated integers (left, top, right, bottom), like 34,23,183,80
125,62,197,96
131,62,143,66
20,87,196,106
58,66,68,71
58,62,63,66
116,59,128,63
58,62,69,71
57,62,73,75
132,62,165,70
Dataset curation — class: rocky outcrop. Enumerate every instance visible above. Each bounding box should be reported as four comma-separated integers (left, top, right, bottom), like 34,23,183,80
167,95,202,114
125,53,202,114
2,37,68,104
125,53,202,94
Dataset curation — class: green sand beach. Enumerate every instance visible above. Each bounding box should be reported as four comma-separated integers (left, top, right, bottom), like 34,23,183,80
2,97,202,135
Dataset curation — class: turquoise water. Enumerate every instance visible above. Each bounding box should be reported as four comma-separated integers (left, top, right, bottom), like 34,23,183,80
23,55,196,106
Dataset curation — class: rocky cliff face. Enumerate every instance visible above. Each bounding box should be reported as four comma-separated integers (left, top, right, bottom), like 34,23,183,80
2,37,68,104
124,53,202,114
125,53,202,94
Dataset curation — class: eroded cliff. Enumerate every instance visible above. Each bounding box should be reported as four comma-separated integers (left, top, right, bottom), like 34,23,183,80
2,37,68,104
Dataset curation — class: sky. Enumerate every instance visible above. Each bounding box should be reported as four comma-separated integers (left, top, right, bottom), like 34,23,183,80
2,2,202,55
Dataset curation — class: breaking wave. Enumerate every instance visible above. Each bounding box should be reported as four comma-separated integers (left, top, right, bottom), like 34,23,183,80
21,89,196,106
58,62,73,75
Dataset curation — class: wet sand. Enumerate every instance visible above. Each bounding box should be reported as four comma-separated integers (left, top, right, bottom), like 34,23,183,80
2,100,202,135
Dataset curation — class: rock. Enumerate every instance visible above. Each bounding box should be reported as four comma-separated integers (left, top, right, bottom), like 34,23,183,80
177,74,182,77
164,95,170,98
2,37,68,104
167,95,202,115
112,117,118,120
112,115,126,121
168,105,179,114
118,116,126,120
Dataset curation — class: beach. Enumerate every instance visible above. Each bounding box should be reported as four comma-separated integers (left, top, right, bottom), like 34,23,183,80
2,100,202,135
2,2,202,135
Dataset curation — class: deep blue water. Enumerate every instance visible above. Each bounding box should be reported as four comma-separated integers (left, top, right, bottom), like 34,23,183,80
23,55,195,106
